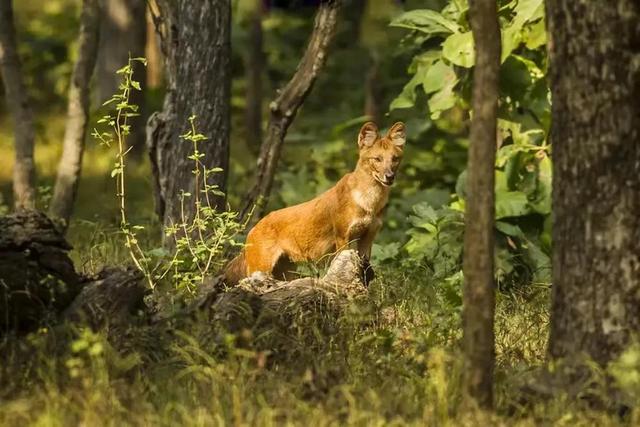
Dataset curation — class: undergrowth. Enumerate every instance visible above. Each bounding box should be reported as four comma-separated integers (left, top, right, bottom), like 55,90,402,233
2,263,635,426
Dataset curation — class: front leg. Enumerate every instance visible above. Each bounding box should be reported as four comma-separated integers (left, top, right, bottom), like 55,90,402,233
357,218,382,286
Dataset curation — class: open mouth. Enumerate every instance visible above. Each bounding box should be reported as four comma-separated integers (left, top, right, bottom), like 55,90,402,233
374,175,394,187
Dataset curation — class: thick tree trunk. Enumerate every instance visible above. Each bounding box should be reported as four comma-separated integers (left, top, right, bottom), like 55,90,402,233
238,0,341,225
546,1,640,366
244,0,265,156
461,0,500,409
0,0,36,210
49,0,100,228
96,0,147,156
147,0,231,231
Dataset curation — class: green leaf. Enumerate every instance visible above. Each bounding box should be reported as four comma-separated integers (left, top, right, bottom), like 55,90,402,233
499,56,532,101
442,32,475,68
501,0,544,60
501,24,523,61
495,221,525,238
524,240,551,282
422,60,456,94
512,0,544,28
495,190,530,219
529,153,552,214
413,202,438,222
390,72,422,110
390,9,460,36
131,80,142,91
390,51,440,111
427,81,457,119
523,19,546,49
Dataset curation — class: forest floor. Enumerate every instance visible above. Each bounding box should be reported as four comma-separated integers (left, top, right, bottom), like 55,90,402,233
0,119,633,426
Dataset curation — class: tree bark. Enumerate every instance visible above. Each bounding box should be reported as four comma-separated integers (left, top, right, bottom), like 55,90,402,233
546,1,640,366
461,0,501,409
96,0,147,156
147,0,231,232
364,54,382,124
49,0,100,228
0,0,37,210
238,0,341,226
244,0,265,156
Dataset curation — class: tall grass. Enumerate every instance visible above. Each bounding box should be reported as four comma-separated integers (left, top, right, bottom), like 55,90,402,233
2,254,635,426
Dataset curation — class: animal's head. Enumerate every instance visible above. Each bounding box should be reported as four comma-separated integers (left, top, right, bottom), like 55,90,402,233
357,121,406,187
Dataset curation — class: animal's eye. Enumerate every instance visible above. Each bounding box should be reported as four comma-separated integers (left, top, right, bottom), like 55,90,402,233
373,156,383,162
392,155,399,162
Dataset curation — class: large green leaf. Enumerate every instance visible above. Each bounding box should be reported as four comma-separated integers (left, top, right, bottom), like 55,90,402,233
495,190,530,219
389,72,422,110
524,19,546,49
495,221,526,238
390,9,461,36
529,153,552,214
512,0,544,28
501,0,544,59
442,32,475,68
501,24,523,61
422,60,457,94
524,240,551,283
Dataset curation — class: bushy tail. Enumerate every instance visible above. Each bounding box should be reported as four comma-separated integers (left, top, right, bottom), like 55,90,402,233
223,251,247,286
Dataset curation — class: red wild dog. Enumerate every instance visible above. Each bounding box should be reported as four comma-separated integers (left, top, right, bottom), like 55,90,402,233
224,121,406,285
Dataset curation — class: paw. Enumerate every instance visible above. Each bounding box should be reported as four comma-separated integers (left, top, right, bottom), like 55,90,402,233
362,258,375,287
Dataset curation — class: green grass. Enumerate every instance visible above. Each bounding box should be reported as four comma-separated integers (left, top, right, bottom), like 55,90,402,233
1,261,635,426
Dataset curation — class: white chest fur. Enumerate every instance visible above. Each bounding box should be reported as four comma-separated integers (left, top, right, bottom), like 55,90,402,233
351,187,387,214
348,187,387,238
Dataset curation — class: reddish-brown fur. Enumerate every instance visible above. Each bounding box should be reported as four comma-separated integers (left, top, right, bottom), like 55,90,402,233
224,122,406,285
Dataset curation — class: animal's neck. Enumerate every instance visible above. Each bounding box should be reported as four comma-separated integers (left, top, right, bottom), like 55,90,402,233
350,166,389,214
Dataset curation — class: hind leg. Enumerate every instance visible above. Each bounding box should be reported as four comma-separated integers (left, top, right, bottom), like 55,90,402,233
244,239,285,278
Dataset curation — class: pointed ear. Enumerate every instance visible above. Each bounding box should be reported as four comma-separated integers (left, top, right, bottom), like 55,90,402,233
358,122,378,149
387,122,406,147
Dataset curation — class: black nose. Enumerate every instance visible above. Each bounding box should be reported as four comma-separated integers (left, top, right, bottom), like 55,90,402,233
384,172,395,182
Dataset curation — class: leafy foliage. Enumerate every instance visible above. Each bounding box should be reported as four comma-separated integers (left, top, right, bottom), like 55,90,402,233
388,0,551,290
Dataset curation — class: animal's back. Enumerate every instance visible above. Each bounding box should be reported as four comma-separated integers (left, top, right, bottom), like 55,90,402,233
246,180,347,263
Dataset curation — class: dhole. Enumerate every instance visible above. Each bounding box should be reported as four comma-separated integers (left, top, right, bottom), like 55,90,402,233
224,121,406,285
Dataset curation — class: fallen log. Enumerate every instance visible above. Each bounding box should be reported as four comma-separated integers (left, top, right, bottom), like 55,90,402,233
0,210,83,333
203,249,368,333
63,267,146,329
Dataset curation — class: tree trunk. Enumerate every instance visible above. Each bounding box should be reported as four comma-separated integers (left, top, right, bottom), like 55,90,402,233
461,0,501,409
96,0,147,156
145,7,163,90
238,0,341,226
244,0,265,156
49,0,100,229
0,0,36,210
364,54,382,124
147,0,231,231
546,1,640,367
